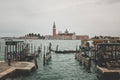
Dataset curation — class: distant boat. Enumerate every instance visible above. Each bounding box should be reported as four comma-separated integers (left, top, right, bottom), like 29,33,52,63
54,50,79,53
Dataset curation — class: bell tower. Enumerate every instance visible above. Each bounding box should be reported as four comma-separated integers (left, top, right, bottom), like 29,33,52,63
53,22,56,37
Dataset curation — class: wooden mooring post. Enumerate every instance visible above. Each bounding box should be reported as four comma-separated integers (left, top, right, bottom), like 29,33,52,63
56,45,59,51
43,46,46,66
34,51,38,69
75,52,91,71
43,44,52,66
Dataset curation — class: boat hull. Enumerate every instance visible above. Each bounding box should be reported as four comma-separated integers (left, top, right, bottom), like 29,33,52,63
55,50,79,53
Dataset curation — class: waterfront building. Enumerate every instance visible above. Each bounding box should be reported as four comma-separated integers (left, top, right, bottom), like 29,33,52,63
57,29,76,40
76,35,89,40
45,22,89,40
51,22,76,40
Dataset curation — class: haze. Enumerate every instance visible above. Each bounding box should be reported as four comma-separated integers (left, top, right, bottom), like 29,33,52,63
0,0,120,37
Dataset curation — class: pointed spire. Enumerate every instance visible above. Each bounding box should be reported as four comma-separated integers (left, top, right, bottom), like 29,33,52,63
53,21,56,37
53,22,56,29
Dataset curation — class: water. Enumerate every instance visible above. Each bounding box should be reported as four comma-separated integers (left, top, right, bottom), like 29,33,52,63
0,39,97,80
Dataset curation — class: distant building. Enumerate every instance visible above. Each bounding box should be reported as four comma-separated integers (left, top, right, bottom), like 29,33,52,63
45,22,89,40
91,36,120,40
76,35,89,40
57,29,76,40
0,37,18,40
45,35,53,40
52,22,76,40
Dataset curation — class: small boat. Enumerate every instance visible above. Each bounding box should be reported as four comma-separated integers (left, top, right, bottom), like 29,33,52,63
54,50,79,53
50,44,80,54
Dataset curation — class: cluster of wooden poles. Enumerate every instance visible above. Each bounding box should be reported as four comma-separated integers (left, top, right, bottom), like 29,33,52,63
43,43,52,66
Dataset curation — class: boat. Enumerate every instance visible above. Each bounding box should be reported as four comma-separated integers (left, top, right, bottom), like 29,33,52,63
50,43,80,54
96,43,120,80
54,50,80,53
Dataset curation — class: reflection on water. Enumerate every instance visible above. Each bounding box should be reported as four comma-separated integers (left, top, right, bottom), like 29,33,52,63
0,40,97,80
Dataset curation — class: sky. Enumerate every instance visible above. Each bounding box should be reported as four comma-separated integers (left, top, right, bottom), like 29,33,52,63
0,0,120,37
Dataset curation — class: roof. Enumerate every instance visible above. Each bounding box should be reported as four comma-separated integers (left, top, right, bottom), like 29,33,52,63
5,41,24,45
58,33,74,36
97,43,120,46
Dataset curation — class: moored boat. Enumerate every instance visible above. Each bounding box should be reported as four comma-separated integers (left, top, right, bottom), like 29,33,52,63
55,50,79,53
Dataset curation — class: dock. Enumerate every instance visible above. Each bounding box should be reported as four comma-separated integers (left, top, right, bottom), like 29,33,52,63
75,52,91,70
0,61,36,80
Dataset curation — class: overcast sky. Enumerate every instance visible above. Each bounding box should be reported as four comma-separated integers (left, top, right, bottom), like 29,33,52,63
0,0,120,37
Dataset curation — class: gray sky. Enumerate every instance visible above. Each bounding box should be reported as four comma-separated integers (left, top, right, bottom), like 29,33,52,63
0,0,120,37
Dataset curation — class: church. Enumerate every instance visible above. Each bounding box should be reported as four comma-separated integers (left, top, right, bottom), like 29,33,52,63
45,22,89,40
52,22,76,40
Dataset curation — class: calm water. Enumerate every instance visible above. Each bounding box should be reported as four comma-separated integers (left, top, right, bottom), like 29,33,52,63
0,39,97,80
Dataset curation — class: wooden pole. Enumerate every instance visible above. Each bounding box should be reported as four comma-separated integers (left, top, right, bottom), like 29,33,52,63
47,46,49,53
31,44,33,54
76,45,78,52
43,54,45,66
10,45,11,52
6,45,8,62
44,46,46,56
5,46,7,62
34,52,38,69
0,42,2,53
87,57,91,70
12,44,14,62
115,45,117,62
49,42,52,51
43,46,46,66
56,45,58,51
16,44,17,53
20,42,22,60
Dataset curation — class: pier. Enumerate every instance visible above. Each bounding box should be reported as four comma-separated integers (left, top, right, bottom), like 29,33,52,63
96,43,120,80
0,40,40,79
0,61,36,80
1,39,120,80
75,52,91,70
75,40,91,70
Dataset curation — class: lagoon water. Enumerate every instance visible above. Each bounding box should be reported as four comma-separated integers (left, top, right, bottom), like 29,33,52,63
0,40,97,80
